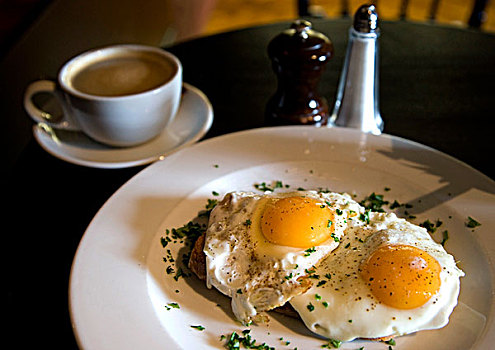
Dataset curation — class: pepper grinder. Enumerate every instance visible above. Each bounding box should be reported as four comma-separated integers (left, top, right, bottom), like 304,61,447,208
329,4,384,135
265,20,333,126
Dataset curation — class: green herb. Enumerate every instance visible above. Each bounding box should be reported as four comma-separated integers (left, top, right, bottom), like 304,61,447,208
174,267,188,281
441,230,449,246
348,319,352,323
317,280,327,287
212,191,219,196
330,233,340,242
322,301,328,308
325,273,332,279
315,293,322,300
359,210,370,224
205,198,218,211
237,289,243,294
360,192,389,212
336,209,343,215
421,218,443,234
322,339,342,348
167,302,180,309
304,247,316,256
244,219,252,226
254,181,284,192
466,216,481,228
190,325,205,331
307,302,315,312
167,221,205,242
384,338,396,346
223,330,275,350
327,220,333,228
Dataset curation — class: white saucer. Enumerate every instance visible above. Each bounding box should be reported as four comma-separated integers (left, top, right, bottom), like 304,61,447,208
32,83,213,169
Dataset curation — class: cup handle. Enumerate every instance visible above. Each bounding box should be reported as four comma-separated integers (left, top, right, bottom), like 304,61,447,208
23,80,81,131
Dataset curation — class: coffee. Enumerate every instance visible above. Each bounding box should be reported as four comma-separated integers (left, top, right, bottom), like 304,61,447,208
69,52,176,97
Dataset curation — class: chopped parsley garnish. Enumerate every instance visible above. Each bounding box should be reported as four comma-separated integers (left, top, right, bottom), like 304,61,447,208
244,219,252,226
330,233,340,242
307,302,315,312
322,339,342,348
304,247,316,256
360,192,388,212
325,273,332,279
384,338,396,345
315,294,322,300
317,280,327,287
164,302,180,310
322,301,329,308
359,210,370,224
441,230,449,246
466,216,481,228
420,219,443,234
205,198,218,211
223,330,275,350
327,220,333,228
254,181,284,192
212,191,219,196
336,209,343,215
190,325,205,331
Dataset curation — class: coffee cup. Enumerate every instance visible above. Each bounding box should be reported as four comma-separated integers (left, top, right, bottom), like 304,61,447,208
24,44,182,147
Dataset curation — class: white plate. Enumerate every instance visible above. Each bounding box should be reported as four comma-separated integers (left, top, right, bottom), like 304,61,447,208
69,126,495,349
33,83,213,168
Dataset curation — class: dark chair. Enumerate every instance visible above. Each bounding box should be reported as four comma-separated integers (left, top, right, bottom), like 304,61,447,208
297,0,490,29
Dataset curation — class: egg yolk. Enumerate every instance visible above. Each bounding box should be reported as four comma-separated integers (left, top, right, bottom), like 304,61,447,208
360,244,441,309
260,196,335,248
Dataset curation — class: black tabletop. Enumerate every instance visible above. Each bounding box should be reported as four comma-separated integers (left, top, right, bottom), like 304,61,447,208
6,19,495,348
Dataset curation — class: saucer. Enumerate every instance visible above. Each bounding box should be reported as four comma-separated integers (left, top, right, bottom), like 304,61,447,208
32,83,213,168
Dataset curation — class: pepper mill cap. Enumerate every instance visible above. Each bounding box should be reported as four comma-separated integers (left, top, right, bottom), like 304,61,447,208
353,4,378,33
267,20,333,63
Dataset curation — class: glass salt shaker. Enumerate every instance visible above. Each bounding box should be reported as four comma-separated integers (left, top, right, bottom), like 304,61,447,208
329,4,384,135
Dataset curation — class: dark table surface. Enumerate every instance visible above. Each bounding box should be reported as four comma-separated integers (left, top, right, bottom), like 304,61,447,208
6,18,495,348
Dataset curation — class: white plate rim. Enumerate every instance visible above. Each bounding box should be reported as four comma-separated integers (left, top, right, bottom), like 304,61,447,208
32,83,213,169
69,125,495,349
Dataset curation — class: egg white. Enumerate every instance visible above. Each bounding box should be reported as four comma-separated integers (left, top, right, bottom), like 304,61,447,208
203,190,361,323
289,211,465,341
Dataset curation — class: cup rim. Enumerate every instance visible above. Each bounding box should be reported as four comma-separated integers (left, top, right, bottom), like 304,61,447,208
58,44,182,101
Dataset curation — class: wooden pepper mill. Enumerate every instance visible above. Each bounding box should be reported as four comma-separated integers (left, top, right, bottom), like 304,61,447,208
265,20,333,126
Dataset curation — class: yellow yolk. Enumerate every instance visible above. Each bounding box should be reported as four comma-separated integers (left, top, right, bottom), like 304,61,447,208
360,244,441,309
260,196,335,248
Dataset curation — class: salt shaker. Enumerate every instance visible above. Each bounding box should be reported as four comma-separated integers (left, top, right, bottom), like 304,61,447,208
265,20,333,126
329,4,384,135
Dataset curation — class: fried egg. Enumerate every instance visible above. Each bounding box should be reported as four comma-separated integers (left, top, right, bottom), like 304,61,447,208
289,210,465,341
203,190,361,324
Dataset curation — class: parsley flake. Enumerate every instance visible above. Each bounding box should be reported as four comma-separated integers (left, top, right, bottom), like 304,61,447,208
466,216,481,228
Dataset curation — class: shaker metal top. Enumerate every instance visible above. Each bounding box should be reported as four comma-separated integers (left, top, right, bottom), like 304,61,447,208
353,4,378,33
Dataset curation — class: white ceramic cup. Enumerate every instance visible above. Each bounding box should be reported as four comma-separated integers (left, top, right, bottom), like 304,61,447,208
24,44,183,147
